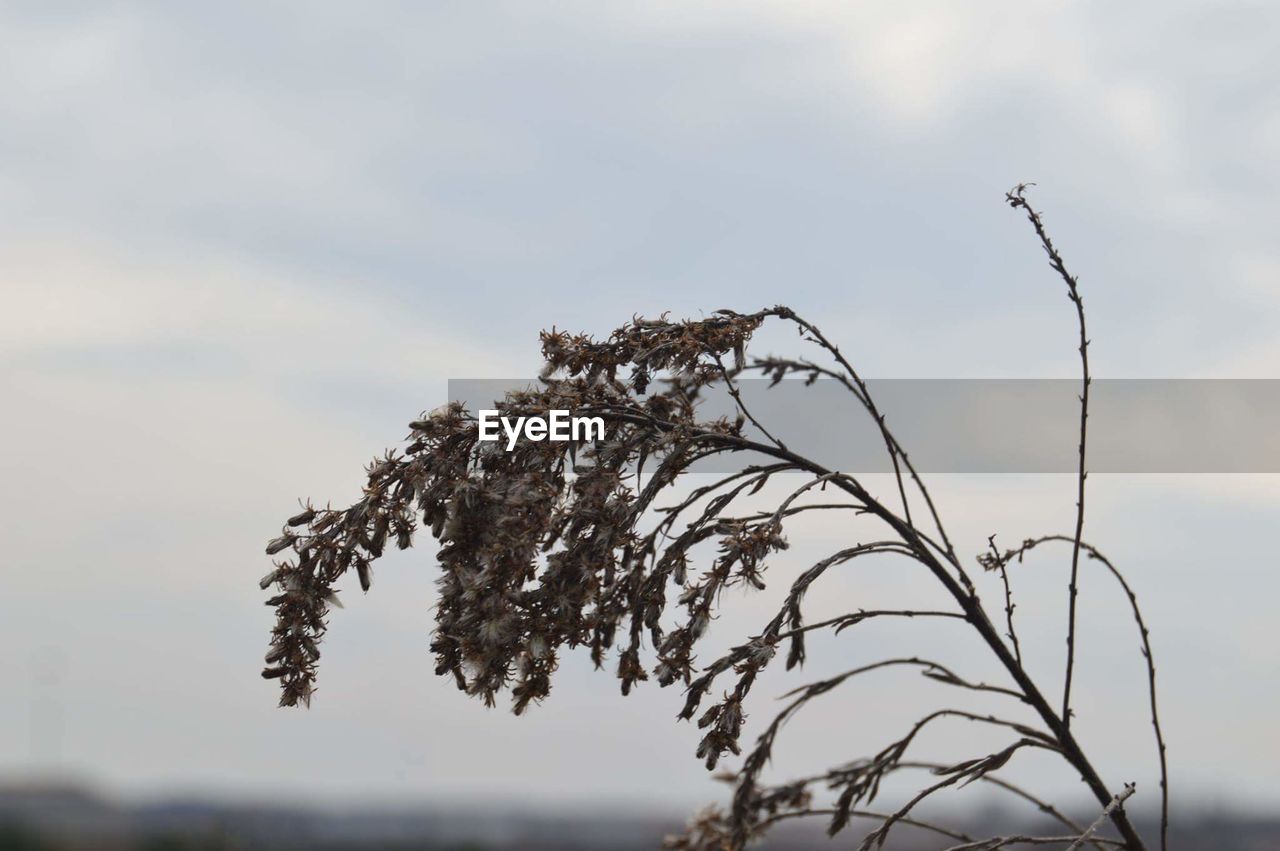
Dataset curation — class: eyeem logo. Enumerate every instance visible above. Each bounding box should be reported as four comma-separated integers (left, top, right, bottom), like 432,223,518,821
478,410,605,451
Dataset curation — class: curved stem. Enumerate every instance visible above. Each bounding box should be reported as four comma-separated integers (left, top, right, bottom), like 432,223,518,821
1006,185,1091,730
760,807,973,843
995,534,1168,851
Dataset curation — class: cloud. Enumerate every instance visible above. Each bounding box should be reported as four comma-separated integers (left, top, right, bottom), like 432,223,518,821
0,235,515,382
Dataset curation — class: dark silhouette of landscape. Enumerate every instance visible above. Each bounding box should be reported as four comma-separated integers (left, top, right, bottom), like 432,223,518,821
2,781,1275,851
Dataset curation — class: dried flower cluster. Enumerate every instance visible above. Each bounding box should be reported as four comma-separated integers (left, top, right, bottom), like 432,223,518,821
261,191,1167,851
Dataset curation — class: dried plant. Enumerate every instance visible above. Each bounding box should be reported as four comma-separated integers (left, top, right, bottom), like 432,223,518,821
260,188,1168,850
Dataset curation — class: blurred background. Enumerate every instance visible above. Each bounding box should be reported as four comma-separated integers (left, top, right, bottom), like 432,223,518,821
2,2,1277,848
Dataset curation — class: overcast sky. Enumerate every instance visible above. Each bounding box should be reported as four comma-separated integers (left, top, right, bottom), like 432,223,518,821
2,1,1277,821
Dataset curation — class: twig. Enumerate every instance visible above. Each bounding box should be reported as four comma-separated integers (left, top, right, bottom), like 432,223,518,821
992,535,1168,851
760,807,974,843
944,835,1124,850
988,534,1023,664
1006,185,1091,730
714,353,789,451
1066,784,1137,851
856,740,1036,850
896,761,1108,851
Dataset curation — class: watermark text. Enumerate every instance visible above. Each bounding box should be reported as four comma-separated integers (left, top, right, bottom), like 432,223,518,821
478,409,605,451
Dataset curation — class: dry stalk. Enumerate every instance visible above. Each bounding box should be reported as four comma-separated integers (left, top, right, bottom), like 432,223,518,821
259,190,1166,850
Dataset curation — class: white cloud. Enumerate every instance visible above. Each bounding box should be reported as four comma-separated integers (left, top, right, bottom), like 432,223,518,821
0,234,515,383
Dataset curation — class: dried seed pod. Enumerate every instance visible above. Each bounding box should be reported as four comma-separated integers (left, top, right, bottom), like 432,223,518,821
265,535,293,555
287,507,316,527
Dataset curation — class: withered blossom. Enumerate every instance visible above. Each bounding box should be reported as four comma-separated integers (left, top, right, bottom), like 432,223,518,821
260,192,1166,851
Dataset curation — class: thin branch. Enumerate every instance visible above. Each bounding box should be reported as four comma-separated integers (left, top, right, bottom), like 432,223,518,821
769,472,842,525
896,761,1105,851
774,608,968,642
759,308,961,567
721,502,868,524
988,534,1023,665
1006,185,1091,730
777,658,1029,706
945,835,1124,851
760,807,974,843
856,740,1037,850
992,535,1168,851
1066,784,1137,851
714,353,788,451
753,760,1111,851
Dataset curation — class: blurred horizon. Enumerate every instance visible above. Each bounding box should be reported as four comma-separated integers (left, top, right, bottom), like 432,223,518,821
3,774,1277,851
